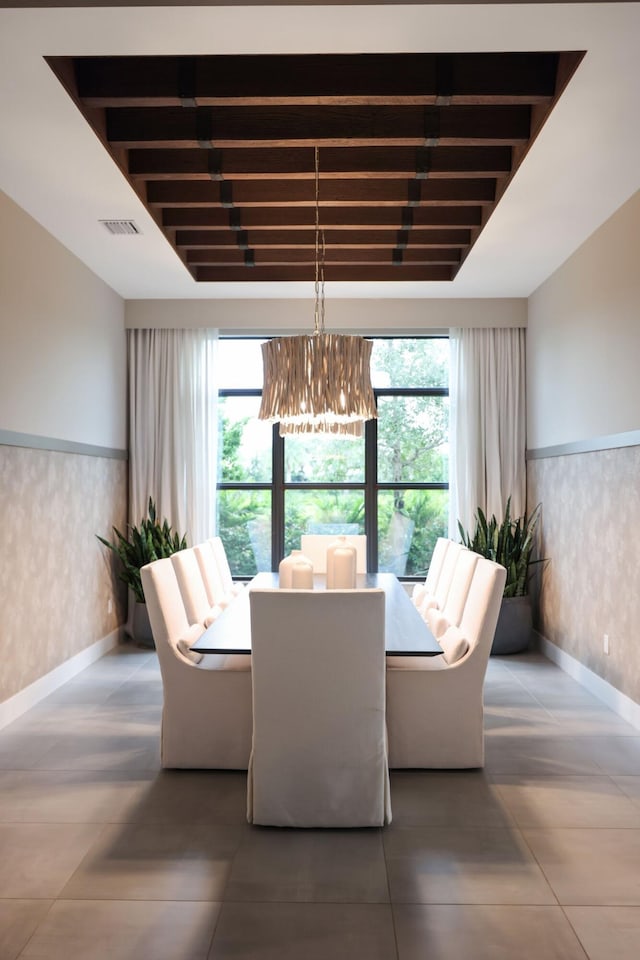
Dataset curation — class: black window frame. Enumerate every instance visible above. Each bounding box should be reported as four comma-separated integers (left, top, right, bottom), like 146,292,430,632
217,336,449,580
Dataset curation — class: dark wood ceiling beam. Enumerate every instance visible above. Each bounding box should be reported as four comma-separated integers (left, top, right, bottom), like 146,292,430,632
185,248,462,265
175,228,472,249
194,264,454,282
70,53,558,107
147,179,495,207
163,206,483,230
107,105,531,149
128,145,513,181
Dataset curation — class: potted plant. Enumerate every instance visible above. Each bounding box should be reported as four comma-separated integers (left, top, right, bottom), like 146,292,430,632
97,498,187,646
458,497,543,654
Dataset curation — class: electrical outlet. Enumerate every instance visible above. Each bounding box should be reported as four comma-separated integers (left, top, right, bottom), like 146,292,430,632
603,633,610,655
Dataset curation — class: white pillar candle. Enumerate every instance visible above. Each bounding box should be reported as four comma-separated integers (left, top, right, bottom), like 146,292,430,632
291,558,314,589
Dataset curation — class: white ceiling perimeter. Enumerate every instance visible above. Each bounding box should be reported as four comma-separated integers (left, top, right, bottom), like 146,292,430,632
0,3,638,301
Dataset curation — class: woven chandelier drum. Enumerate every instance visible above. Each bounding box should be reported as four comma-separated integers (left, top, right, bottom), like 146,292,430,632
259,332,376,437
258,147,377,438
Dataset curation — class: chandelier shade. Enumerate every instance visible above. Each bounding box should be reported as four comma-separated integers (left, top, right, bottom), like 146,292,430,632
259,332,377,437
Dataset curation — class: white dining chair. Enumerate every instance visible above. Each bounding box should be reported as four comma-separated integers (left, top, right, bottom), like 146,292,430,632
417,540,464,617
412,536,451,607
209,536,244,596
140,557,252,769
171,548,223,627
300,533,367,574
247,587,391,827
193,540,233,609
426,548,479,639
386,556,506,769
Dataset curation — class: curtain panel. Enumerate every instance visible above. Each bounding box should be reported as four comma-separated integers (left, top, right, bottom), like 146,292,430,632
128,328,218,545
449,327,526,538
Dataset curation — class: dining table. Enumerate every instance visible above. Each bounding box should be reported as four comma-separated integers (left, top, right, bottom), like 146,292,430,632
190,571,443,658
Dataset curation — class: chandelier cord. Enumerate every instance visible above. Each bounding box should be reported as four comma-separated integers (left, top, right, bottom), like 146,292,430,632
313,146,325,335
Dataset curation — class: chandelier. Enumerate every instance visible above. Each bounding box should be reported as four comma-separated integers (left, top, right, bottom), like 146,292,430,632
258,148,377,438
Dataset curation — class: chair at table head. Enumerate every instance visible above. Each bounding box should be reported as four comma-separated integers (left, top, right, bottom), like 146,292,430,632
247,587,391,827
300,534,367,574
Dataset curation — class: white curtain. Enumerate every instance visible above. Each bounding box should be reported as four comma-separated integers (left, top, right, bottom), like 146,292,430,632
449,327,526,539
129,328,218,545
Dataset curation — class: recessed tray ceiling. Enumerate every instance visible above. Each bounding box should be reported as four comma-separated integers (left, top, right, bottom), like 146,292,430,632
48,51,583,284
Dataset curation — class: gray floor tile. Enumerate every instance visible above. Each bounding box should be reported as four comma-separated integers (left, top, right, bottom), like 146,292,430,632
0,769,156,823
612,776,640,805
208,902,397,960
484,736,604,777
494,775,640,828
61,822,246,901
383,825,556,904
0,900,53,960
128,770,249,826
224,828,389,903
484,705,561,738
589,738,640,776
0,822,104,898
390,770,512,828
393,904,588,960
19,898,220,960
523,828,640,905
565,905,640,960
0,729,65,770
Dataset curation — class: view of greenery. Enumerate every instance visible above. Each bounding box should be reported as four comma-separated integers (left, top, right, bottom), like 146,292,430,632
217,337,449,578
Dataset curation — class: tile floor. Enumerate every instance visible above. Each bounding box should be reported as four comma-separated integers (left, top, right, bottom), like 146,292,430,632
1,646,640,959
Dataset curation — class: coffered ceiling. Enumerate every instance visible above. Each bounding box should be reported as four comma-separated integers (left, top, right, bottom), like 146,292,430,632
48,50,582,284
0,5,639,299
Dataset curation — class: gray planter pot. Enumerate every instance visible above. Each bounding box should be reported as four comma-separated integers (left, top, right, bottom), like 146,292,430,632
491,595,532,655
132,601,154,648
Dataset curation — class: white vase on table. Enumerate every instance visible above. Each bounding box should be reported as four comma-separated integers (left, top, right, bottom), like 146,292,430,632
279,550,314,588
326,536,357,589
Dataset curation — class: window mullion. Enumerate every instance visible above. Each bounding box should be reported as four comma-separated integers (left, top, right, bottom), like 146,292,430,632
272,424,284,570
365,416,378,572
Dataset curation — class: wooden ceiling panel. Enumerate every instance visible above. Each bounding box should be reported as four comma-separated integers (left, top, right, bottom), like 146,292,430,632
47,51,584,283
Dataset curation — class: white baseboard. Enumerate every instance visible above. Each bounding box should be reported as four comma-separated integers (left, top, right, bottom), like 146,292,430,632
0,629,121,731
537,631,640,732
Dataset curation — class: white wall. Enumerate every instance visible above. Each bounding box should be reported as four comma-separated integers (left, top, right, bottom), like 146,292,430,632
0,190,127,449
527,190,640,451
526,190,640,706
0,191,128,711
126,296,526,334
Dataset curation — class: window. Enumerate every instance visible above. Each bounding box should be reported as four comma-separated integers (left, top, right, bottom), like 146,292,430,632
217,336,449,578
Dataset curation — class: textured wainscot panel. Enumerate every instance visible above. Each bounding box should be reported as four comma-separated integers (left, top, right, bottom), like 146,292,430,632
527,445,640,704
0,444,127,703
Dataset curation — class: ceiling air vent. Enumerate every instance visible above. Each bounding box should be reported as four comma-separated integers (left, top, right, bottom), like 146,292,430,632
99,219,141,235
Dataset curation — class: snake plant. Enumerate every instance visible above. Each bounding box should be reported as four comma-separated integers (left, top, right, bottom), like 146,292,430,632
97,497,187,603
458,497,542,598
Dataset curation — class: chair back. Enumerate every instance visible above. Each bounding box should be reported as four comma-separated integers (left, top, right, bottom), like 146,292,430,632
433,540,464,608
300,534,367,574
248,587,390,826
141,558,192,673
171,548,211,626
424,537,451,594
440,549,480,627
209,536,235,593
194,541,228,606
460,558,507,661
